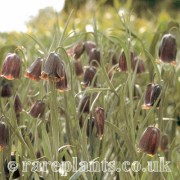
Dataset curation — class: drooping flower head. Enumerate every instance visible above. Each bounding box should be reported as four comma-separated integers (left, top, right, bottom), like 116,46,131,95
25,57,43,81
41,52,66,82
138,125,160,156
158,34,177,63
1,53,21,80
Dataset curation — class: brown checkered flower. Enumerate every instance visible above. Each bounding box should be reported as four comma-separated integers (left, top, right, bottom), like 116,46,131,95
81,66,97,87
94,107,105,139
88,48,100,67
1,53,21,80
158,34,177,63
25,57,43,81
41,52,65,82
29,100,45,118
139,126,160,156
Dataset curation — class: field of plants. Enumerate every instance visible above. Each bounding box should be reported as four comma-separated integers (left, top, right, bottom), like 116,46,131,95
0,1,180,179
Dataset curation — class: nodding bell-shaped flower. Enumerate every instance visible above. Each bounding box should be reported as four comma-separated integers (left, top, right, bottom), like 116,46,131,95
88,48,100,67
55,73,68,92
142,83,162,109
84,41,97,55
1,53,21,80
0,121,9,151
0,81,12,98
73,60,83,77
81,66,97,87
41,52,66,82
158,34,177,64
29,100,45,118
25,58,43,81
138,125,160,156
78,95,90,114
118,50,135,71
14,94,23,118
73,43,85,60
150,84,162,107
133,57,145,74
94,107,105,140
160,134,168,152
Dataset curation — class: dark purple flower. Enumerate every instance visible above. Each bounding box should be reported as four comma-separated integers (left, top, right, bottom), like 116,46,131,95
0,121,9,151
88,48,100,67
139,126,160,156
158,34,177,63
29,100,45,118
81,66,97,87
25,57,43,81
73,43,85,59
41,52,65,82
1,53,21,80
94,107,105,139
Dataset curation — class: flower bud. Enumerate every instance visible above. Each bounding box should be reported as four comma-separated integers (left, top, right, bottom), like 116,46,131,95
73,60,83,77
150,84,162,107
119,51,135,71
84,41,96,55
41,52,66,82
0,82,12,98
143,83,154,108
14,94,23,118
88,48,100,67
0,121,9,151
94,107,105,139
81,66,97,87
78,95,90,113
1,53,21,80
25,57,43,81
160,134,168,152
139,126,160,156
158,34,177,63
133,57,145,74
29,100,45,118
73,43,85,59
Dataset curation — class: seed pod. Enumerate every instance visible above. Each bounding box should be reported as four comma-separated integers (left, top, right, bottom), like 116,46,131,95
73,43,85,59
73,60,83,77
1,83,12,98
139,126,160,156
158,34,177,63
55,73,68,92
81,66,97,87
94,107,105,139
119,51,135,71
0,121,9,151
14,94,23,118
29,100,45,118
78,95,90,113
84,41,96,55
150,84,162,107
4,154,20,179
160,134,168,152
88,48,100,67
1,53,21,80
25,57,43,81
41,52,65,82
